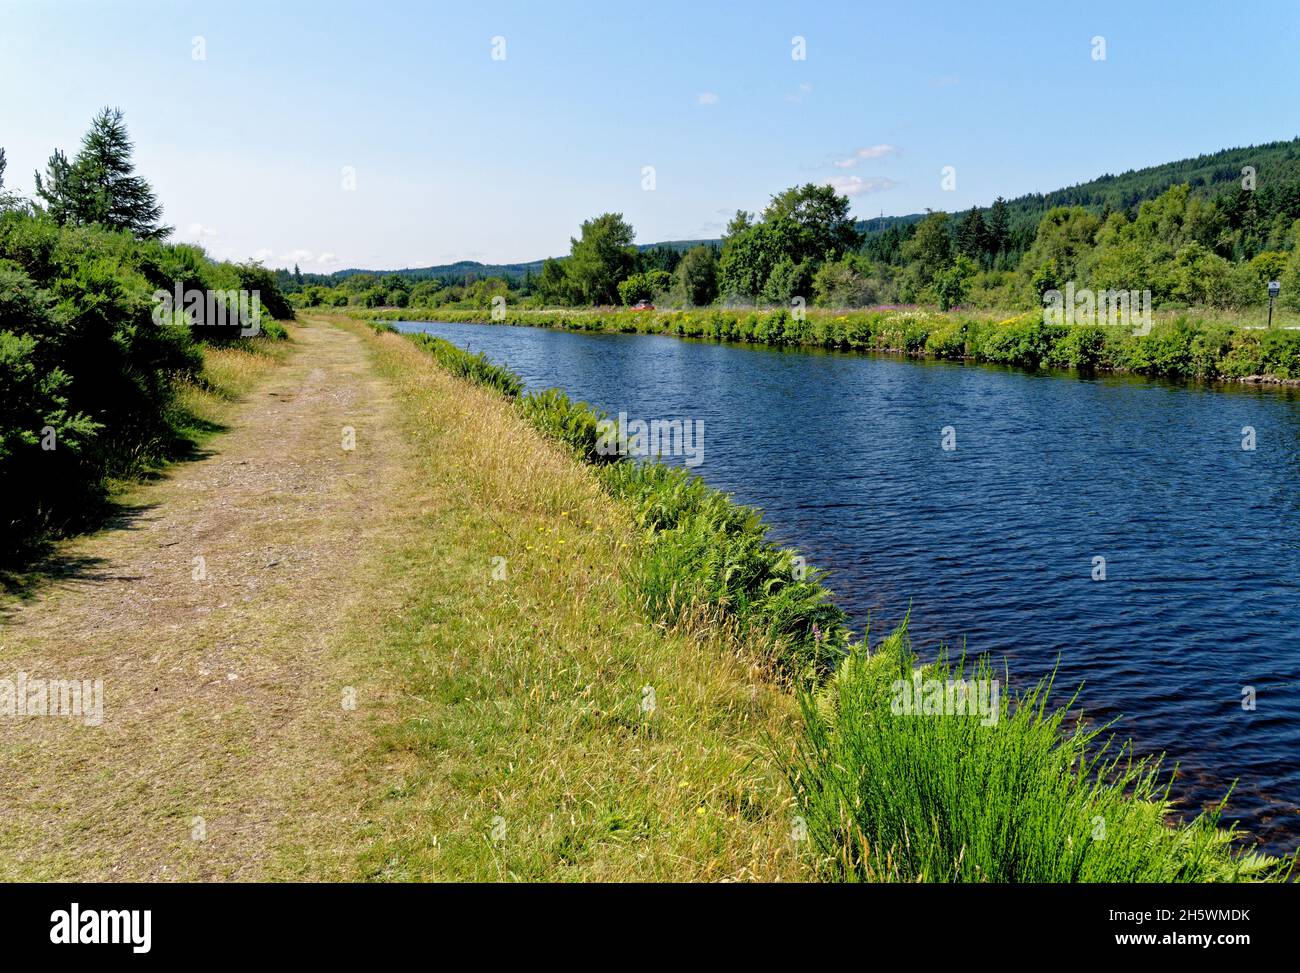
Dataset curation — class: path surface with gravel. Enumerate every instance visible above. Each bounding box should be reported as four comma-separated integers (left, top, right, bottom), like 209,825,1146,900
0,319,405,880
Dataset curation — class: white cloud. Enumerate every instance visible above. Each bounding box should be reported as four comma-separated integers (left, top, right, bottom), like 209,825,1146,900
831,144,900,168
244,248,343,269
697,92,719,105
826,175,898,197
183,222,218,240
784,82,814,104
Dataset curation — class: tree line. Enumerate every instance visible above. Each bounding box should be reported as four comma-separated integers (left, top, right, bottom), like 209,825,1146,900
287,165,1300,316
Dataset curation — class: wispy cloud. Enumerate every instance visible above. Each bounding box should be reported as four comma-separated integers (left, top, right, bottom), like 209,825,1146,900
826,175,898,197
831,144,899,169
697,92,719,105
249,248,340,268
183,222,218,240
784,82,814,103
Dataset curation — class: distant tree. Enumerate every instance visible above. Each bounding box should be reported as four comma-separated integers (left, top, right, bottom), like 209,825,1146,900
467,276,510,308
640,245,682,274
719,222,781,301
33,149,77,225
618,275,651,306
344,273,377,294
724,210,754,239
932,254,977,310
1019,206,1100,293
235,263,294,320
0,147,17,211
760,256,812,305
568,213,637,305
409,279,444,307
674,245,719,306
535,257,577,305
985,197,1011,258
812,254,876,307
617,269,672,306
956,207,988,262
761,182,862,264
901,211,953,286
36,107,169,238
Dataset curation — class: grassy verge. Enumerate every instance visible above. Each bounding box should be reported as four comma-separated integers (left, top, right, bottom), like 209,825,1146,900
289,317,810,881
791,627,1290,882
379,318,1292,883
361,306,1300,385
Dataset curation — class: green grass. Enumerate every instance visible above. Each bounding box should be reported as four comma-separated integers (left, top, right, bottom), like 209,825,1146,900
291,317,810,881
599,461,849,680
789,623,1292,882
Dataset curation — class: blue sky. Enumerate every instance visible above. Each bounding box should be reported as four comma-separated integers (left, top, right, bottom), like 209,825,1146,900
2,0,1298,271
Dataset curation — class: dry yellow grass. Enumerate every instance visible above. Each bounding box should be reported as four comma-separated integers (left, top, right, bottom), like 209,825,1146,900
277,316,810,881
0,315,809,881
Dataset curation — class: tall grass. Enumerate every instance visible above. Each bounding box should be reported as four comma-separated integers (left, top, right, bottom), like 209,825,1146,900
789,623,1289,882
600,461,848,678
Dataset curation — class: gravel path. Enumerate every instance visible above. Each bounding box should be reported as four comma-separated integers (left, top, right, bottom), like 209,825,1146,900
0,320,404,880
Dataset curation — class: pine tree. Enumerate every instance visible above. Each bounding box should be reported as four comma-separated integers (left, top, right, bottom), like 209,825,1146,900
985,196,1011,260
34,148,79,224
35,107,169,238
956,207,988,261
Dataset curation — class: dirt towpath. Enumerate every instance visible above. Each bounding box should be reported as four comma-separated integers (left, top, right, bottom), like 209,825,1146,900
0,319,403,880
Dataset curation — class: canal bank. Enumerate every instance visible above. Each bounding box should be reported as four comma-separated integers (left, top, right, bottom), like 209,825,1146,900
363,306,1300,386
356,314,1293,880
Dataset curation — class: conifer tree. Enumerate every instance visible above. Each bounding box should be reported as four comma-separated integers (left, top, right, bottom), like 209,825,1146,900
35,107,169,238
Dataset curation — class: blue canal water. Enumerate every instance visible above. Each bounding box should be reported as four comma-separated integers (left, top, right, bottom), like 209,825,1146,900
394,319,1300,855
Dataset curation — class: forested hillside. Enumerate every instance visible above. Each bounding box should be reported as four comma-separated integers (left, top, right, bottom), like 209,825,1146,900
281,138,1300,317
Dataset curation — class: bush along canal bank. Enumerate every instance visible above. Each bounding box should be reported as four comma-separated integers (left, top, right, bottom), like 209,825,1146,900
363,317,1295,883
359,306,1300,386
